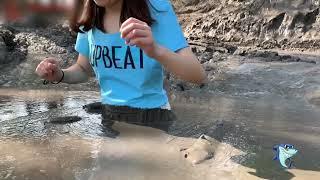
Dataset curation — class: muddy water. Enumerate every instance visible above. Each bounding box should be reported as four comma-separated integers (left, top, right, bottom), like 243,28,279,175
1,52,320,180
0,87,320,180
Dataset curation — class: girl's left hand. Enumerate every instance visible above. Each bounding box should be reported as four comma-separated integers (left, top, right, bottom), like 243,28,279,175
120,17,160,58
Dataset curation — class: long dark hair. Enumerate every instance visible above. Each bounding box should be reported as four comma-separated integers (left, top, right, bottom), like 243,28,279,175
70,0,154,33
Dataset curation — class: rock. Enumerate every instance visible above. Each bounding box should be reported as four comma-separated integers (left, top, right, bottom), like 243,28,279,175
199,83,206,89
206,71,216,81
0,25,28,66
204,47,213,52
199,52,213,64
0,37,7,64
181,134,218,165
212,52,226,61
0,25,16,50
248,50,279,58
83,102,103,114
39,170,47,174
182,0,200,6
213,47,228,54
233,48,247,56
281,55,299,62
191,46,198,53
224,45,238,54
176,83,186,91
247,50,282,61
49,116,82,124
266,12,286,31
203,61,217,71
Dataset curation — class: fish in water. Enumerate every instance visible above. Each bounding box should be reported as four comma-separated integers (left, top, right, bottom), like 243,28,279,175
273,144,298,168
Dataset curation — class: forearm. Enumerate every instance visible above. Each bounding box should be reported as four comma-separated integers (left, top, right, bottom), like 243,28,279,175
153,46,206,84
62,63,89,84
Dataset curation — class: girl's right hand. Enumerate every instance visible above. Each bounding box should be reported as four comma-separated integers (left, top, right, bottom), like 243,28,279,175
35,57,63,82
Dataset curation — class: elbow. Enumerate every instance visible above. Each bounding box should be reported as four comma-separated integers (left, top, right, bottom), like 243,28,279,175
187,66,207,85
193,58,207,85
195,69,207,85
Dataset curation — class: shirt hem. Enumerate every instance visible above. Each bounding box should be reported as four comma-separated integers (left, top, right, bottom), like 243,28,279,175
101,99,170,110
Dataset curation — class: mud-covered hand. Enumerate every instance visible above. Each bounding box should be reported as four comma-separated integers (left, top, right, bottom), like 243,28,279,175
35,57,63,82
120,17,160,58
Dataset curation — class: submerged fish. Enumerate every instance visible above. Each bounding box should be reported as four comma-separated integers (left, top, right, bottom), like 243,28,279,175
273,144,298,168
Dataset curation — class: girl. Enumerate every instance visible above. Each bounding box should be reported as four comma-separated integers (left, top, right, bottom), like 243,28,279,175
35,0,205,129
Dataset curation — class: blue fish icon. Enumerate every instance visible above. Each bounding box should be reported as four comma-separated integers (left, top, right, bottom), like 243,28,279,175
273,144,298,168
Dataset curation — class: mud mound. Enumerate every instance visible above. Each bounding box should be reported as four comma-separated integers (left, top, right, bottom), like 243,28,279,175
0,23,77,67
174,0,320,50
0,25,27,65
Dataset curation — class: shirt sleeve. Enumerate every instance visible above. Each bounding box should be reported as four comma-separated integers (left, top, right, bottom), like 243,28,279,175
75,31,90,58
149,0,189,52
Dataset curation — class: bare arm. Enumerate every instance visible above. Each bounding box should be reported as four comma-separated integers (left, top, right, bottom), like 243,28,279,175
120,18,206,85
153,45,206,84
62,54,94,84
35,54,94,84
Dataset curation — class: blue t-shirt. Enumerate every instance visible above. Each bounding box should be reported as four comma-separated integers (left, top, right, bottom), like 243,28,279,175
75,0,188,109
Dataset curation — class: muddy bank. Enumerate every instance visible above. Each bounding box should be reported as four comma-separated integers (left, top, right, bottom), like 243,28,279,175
0,25,27,66
1,0,320,91
174,0,320,50
1,22,318,93
0,22,77,65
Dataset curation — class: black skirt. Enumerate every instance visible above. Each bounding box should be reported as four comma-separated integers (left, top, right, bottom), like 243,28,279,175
101,104,177,132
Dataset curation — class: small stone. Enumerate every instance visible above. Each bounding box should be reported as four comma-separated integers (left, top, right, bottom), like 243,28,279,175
191,46,198,53
0,37,8,64
39,170,46,174
83,102,103,114
183,0,200,6
199,52,213,64
213,47,228,54
203,62,216,71
176,83,185,91
233,49,247,56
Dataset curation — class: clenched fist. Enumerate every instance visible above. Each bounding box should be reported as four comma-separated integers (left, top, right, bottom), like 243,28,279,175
35,57,63,82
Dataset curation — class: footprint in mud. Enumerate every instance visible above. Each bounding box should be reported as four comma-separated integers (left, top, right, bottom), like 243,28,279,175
48,116,82,124
181,134,218,165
